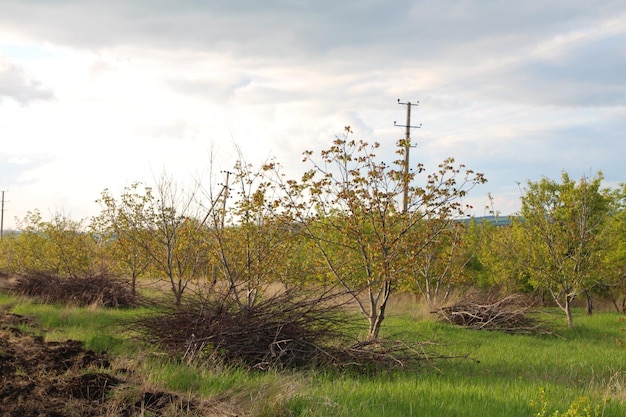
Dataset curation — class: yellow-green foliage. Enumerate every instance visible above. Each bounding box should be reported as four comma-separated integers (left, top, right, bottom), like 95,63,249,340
531,387,601,417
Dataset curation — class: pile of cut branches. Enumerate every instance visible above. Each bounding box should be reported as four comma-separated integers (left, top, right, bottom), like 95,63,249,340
130,288,454,371
323,338,465,372
432,294,548,334
10,272,138,307
131,288,355,369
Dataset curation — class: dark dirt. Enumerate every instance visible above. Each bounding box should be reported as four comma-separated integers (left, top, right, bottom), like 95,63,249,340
0,311,200,417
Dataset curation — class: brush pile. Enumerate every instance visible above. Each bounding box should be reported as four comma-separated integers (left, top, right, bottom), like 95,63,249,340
9,272,138,307
131,288,354,369
432,294,547,334
131,288,451,371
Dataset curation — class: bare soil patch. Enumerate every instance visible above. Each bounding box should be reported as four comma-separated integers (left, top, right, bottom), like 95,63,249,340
0,311,202,417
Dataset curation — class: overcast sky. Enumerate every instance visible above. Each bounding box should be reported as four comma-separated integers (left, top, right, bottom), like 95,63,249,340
1,1,625,230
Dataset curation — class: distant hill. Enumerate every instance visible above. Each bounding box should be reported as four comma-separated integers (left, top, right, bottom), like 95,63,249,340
457,215,520,226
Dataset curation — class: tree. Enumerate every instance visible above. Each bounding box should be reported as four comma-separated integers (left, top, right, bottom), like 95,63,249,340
597,183,626,311
96,176,206,305
3,210,50,275
407,219,474,307
93,190,153,296
5,210,99,278
275,128,486,339
474,217,533,294
519,171,611,327
201,158,302,307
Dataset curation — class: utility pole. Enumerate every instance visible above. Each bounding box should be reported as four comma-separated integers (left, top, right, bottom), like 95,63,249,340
198,171,231,229
0,190,6,239
220,170,231,229
394,99,421,213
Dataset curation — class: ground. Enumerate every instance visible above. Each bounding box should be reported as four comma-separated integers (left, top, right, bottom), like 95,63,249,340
0,310,203,417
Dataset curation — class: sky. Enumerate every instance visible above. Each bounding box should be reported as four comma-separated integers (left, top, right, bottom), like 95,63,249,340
1,1,625,230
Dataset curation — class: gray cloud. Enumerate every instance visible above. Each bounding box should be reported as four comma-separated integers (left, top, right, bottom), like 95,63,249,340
168,74,253,101
2,1,623,62
1,0,625,220
0,58,54,105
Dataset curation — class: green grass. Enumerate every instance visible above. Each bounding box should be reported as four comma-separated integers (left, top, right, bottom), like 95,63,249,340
2,295,625,417
314,310,626,417
10,300,150,355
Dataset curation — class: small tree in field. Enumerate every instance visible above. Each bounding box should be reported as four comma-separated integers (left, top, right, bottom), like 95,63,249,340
96,176,206,305
476,217,533,294
597,183,626,311
202,157,303,307
519,171,611,327
276,128,486,340
407,219,474,307
94,190,153,296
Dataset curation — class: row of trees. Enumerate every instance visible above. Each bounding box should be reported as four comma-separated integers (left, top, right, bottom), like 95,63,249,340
1,129,625,334
477,173,626,327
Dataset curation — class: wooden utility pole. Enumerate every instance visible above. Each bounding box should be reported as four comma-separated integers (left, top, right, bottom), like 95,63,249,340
198,171,231,229
220,170,231,229
0,190,6,238
394,99,421,213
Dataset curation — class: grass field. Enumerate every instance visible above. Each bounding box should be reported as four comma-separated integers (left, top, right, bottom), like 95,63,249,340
3,293,626,417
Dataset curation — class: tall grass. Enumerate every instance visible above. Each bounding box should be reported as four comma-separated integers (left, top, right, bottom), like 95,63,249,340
2,296,625,416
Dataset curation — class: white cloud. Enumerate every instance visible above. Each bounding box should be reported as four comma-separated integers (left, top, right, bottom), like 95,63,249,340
0,56,54,104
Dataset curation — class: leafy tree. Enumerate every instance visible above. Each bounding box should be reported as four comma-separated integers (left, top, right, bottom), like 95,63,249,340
43,212,100,278
3,210,50,274
597,183,626,311
519,172,611,327
275,128,486,339
202,159,302,307
4,210,98,277
93,189,153,295
406,219,473,307
96,176,206,305
475,217,533,294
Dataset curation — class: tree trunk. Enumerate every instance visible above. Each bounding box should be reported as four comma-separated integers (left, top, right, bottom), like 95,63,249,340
172,277,183,306
565,294,575,328
131,272,138,296
367,316,381,340
584,290,593,315
367,303,386,340
366,282,391,340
